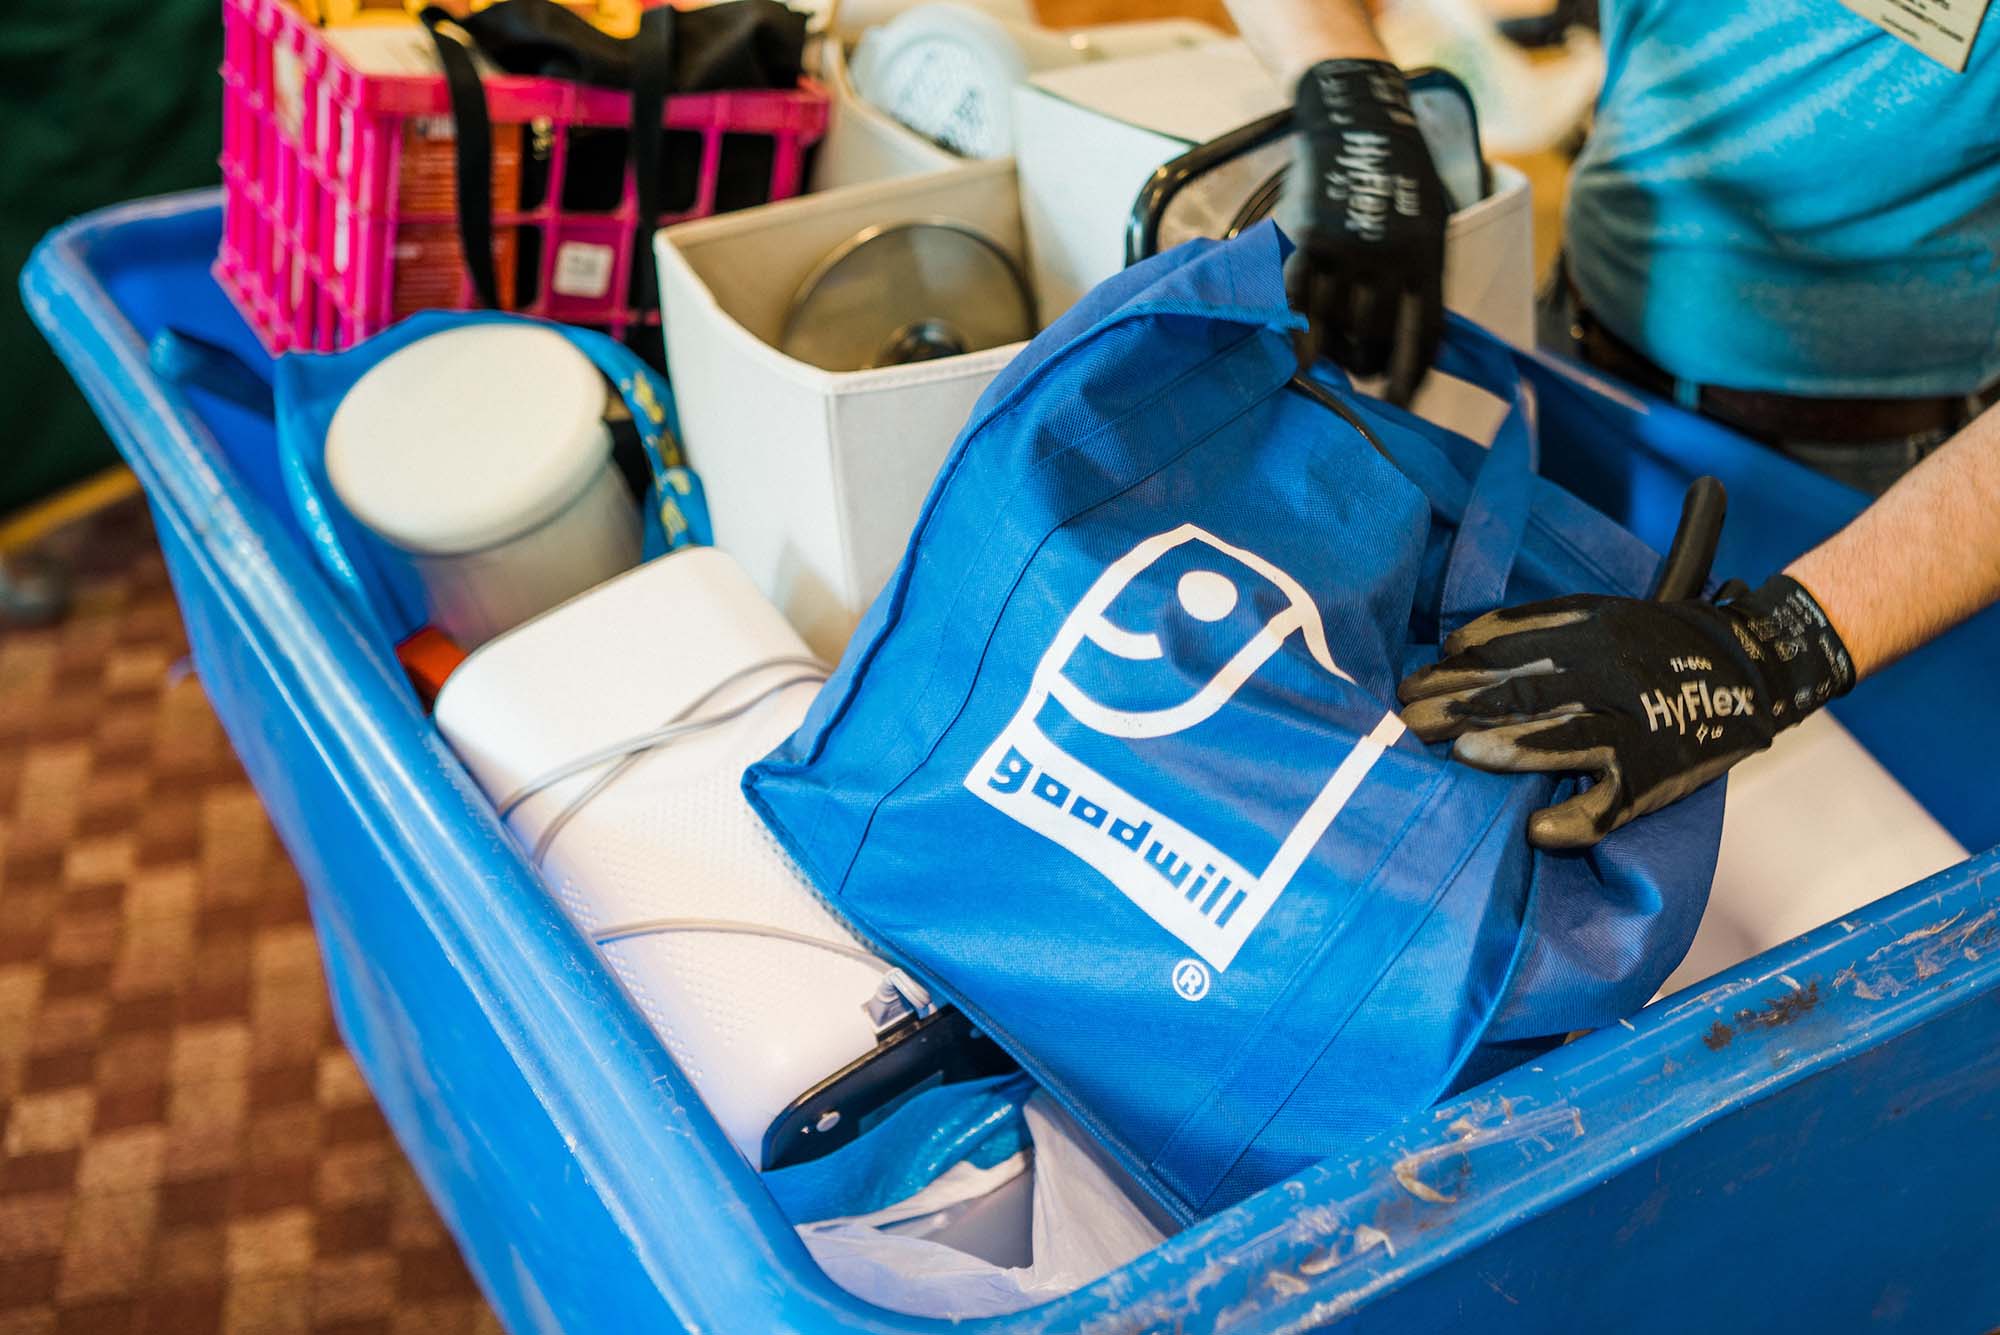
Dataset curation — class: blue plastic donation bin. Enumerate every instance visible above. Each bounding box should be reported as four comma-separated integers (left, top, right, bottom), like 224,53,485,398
23,191,2000,1334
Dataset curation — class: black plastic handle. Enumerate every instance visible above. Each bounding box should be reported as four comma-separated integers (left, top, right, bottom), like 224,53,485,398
1648,475,1728,603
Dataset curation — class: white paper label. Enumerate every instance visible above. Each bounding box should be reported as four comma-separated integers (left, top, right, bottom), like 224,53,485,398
1836,0,1990,71
272,45,304,137
334,200,351,275
552,242,616,300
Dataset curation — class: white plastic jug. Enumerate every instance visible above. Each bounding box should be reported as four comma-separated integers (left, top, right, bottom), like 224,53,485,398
326,324,641,647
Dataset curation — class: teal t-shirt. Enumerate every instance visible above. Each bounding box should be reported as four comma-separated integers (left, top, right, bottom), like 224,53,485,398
1566,0,2000,397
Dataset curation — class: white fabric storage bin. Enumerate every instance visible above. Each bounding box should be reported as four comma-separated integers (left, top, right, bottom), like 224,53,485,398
433,547,898,1162
1012,40,1536,441
655,160,1028,658
325,324,641,647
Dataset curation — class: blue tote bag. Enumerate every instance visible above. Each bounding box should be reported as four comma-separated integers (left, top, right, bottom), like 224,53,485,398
745,224,1723,1222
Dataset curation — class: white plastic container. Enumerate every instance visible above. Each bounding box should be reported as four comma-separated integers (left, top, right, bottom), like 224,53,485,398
655,160,1028,658
325,324,641,647
802,0,1037,46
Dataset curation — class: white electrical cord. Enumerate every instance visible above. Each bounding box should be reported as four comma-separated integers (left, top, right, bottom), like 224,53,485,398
496,652,936,1026
496,654,828,866
592,919,935,1023
593,916,884,963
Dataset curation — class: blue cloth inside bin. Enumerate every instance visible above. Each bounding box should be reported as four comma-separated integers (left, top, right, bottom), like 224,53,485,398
764,1073,1036,1225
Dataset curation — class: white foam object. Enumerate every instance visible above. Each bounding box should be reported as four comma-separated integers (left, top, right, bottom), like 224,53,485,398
433,548,891,1162
1658,710,1969,1000
325,324,639,647
810,38,964,193
798,1093,1166,1319
656,159,1028,659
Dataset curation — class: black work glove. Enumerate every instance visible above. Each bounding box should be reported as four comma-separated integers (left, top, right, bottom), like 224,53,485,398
1398,576,1856,850
1287,59,1450,406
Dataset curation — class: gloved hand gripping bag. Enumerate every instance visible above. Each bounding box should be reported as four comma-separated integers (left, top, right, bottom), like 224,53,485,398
746,223,1723,1222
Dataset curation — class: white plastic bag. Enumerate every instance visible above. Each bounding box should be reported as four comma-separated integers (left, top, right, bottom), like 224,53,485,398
798,1093,1166,1318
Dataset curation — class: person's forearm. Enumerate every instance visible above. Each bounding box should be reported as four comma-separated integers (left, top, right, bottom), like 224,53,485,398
1224,0,1389,91
1786,402,2000,680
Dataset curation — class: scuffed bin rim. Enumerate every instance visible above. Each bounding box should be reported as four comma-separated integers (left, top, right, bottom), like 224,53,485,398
22,190,2000,1335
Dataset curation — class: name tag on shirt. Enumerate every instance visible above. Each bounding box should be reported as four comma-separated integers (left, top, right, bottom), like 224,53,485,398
1836,0,1989,71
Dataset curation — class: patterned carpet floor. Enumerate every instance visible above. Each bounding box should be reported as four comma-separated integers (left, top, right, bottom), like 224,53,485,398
0,499,500,1335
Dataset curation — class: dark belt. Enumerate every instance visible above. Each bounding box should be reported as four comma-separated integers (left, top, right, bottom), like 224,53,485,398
1567,287,2000,446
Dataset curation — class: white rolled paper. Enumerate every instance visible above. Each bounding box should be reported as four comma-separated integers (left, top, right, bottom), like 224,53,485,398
436,548,888,1161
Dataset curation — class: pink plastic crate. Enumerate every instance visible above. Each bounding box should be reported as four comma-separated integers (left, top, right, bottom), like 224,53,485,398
217,0,829,354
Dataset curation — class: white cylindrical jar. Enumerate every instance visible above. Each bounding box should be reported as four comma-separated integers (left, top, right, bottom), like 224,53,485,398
326,324,642,648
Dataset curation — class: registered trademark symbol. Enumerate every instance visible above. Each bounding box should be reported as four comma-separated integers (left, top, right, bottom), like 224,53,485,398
1171,958,1211,1002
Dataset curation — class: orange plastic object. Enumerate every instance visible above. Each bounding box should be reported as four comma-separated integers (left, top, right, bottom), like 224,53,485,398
397,626,470,709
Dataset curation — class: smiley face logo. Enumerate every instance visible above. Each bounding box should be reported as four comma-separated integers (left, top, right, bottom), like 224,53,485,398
965,523,1404,972
1037,525,1356,743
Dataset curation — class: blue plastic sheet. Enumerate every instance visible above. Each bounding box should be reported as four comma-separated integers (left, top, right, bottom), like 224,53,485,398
766,1074,1035,1225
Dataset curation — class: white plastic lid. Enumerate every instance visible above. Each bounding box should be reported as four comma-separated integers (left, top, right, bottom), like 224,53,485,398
326,325,614,556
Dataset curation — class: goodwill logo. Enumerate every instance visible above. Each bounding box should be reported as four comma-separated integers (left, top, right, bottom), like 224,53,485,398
964,525,1405,973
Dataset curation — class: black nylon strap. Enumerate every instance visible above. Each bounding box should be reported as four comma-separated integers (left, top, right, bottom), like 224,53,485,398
627,5,676,324
420,7,502,311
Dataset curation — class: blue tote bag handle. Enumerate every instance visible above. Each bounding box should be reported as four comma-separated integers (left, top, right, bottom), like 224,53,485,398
559,324,713,558
150,328,276,418
273,354,430,656
1428,322,1539,630
1305,315,1540,633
